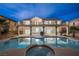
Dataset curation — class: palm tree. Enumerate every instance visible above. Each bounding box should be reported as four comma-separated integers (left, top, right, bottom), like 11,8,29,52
69,26,76,37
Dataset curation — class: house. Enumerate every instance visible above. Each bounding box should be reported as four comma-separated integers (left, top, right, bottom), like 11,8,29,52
0,16,18,35
69,18,79,37
18,17,69,37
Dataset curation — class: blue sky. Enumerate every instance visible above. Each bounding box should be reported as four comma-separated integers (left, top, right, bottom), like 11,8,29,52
0,3,79,21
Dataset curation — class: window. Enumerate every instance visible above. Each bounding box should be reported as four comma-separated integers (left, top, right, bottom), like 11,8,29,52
44,20,56,25
45,27,56,36
57,21,61,25
44,21,49,25
32,27,43,36
31,17,43,25
24,27,30,36
23,21,30,25
49,21,52,24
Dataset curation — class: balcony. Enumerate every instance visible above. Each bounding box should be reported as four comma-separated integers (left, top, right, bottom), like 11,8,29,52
31,22,43,25
23,21,30,25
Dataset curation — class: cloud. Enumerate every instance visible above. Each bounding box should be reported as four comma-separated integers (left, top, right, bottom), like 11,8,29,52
11,10,35,21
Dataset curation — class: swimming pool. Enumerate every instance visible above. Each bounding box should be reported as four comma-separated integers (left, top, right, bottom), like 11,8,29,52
0,36,79,51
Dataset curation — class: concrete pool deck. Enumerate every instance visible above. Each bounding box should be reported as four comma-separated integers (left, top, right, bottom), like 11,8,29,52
0,33,79,41
0,33,17,40
0,48,79,56
0,35,79,56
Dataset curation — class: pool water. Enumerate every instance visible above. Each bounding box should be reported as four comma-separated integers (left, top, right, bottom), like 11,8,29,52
0,37,79,51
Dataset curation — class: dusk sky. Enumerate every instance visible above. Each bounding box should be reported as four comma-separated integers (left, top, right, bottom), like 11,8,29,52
0,3,79,21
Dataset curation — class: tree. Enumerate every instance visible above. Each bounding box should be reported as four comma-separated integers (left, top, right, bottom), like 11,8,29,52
59,27,66,36
69,26,76,37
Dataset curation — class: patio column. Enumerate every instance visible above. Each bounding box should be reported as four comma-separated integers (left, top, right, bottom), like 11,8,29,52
17,21,20,36
73,22,75,37
22,22,23,35
66,26,69,35
17,25,19,36
66,22,69,36
43,20,44,36
55,20,57,36
30,20,32,37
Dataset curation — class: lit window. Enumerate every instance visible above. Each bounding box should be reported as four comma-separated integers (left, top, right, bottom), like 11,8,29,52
23,21,30,25
36,28,39,32
57,21,61,25
44,21,49,24
49,21,52,24
31,17,43,25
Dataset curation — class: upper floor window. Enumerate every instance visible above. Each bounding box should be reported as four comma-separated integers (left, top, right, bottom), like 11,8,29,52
44,21,49,25
44,20,56,25
31,17,43,25
49,21,52,24
23,20,30,25
57,21,61,25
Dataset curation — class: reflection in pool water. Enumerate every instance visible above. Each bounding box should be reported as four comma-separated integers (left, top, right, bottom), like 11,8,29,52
0,37,79,51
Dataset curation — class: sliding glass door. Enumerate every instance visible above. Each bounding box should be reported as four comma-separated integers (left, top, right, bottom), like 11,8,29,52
44,26,56,36
32,26,43,36
23,27,30,36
